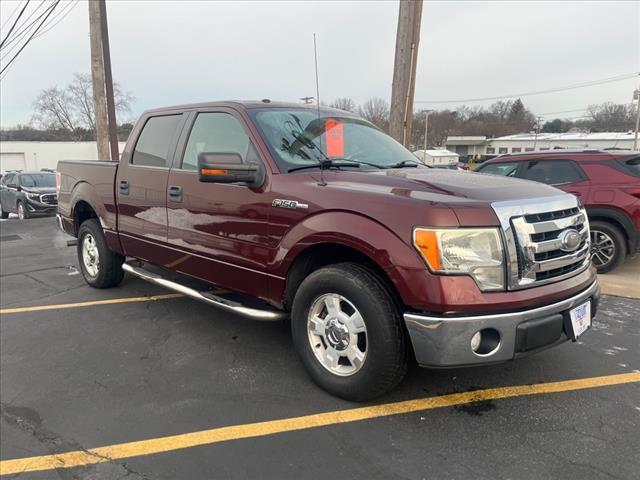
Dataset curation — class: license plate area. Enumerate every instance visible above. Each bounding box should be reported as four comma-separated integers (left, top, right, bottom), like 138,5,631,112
565,300,591,340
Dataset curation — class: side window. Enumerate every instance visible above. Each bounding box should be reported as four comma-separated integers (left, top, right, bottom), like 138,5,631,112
523,160,584,185
131,115,182,167
182,113,250,171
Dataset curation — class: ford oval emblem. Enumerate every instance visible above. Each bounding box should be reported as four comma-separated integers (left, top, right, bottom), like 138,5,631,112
558,229,581,252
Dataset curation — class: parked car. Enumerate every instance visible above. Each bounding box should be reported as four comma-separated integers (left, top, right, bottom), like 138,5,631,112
56,101,599,401
476,150,640,273
0,171,58,220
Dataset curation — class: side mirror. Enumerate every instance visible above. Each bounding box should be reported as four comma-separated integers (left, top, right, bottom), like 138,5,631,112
197,152,261,186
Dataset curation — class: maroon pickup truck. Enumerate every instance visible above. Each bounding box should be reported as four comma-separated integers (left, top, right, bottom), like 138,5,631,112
56,101,599,400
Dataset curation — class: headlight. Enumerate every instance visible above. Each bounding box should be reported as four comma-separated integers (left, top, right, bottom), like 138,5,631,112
25,192,41,201
413,228,505,291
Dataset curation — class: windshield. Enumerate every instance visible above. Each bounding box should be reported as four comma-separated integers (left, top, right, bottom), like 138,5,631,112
20,173,56,188
250,109,418,172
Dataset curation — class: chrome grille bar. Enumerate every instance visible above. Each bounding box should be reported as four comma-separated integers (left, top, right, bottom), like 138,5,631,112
492,194,591,290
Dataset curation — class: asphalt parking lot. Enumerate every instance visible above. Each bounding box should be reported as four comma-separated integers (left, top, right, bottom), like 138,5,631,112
1,217,639,480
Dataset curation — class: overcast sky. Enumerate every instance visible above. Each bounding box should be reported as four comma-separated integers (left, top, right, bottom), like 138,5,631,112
0,0,638,127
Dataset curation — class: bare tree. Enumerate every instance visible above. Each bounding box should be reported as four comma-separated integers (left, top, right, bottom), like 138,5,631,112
330,97,356,112
581,102,635,132
32,73,134,134
359,98,390,131
32,87,80,135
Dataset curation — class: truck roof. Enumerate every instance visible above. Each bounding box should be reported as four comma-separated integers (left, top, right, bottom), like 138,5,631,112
142,100,350,116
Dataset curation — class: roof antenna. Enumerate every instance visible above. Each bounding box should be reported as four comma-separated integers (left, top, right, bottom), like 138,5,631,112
314,33,328,186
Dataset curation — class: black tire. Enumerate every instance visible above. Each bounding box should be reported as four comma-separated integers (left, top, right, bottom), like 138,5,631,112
17,201,29,220
590,220,625,274
0,201,8,219
291,262,409,401
77,218,125,288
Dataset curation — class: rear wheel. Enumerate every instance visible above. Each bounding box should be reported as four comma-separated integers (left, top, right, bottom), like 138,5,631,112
17,201,28,220
291,262,408,401
0,201,8,219
590,220,625,274
77,218,125,288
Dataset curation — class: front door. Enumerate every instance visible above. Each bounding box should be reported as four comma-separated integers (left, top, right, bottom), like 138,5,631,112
165,110,271,299
115,113,184,264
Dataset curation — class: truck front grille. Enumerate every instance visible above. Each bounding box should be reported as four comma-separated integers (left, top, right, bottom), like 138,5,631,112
492,195,591,290
40,194,57,205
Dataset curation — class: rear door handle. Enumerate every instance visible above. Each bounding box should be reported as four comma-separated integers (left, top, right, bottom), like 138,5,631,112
119,180,129,195
168,185,182,202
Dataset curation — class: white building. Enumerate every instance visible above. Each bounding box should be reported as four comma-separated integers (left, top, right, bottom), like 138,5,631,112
413,149,459,166
484,132,636,155
0,141,127,172
443,132,636,158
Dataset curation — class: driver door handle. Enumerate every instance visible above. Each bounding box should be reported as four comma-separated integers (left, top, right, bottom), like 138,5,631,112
168,185,182,203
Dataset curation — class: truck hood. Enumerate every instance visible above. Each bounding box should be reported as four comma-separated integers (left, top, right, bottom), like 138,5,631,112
307,168,570,228
319,168,564,206
22,187,57,195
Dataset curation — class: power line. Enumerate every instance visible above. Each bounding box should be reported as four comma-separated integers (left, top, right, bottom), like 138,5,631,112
1,1,53,56
0,0,59,76
0,0,25,30
0,0,30,49
32,0,78,39
415,72,639,104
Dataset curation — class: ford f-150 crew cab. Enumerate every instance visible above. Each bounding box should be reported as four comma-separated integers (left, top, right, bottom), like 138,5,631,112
56,101,599,401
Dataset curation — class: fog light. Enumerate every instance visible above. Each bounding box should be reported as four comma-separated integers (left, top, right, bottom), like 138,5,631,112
470,331,481,352
470,328,501,356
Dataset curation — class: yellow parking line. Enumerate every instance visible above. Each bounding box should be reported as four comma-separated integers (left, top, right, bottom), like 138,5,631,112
1,371,638,475
0,293,183,315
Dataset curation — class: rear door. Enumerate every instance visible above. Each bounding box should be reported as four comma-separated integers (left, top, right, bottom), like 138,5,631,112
116,113,185,263
1,174,18,212
520,159,590,199
164,109,271,299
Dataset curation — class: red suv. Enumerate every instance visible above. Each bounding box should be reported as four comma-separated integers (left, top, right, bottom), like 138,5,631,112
477,150,640,273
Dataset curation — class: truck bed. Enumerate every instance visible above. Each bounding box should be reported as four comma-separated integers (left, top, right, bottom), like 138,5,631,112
56,160,119,239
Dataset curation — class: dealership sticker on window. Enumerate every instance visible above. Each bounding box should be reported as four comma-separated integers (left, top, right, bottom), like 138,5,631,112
325,118,344,157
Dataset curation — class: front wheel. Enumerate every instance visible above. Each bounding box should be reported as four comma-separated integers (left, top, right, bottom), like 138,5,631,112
291,263,409,401
77,218,125,288
17,201,28,220
590,220,625,274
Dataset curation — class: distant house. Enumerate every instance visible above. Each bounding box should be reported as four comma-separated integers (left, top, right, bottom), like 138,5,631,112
413,149,459,167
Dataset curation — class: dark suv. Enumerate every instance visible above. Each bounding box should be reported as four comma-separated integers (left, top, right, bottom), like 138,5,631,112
477,150,640,273
0,171,58,220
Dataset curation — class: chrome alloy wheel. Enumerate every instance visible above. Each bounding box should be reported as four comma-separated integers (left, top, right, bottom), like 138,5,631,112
17,203,25,220
307,293,368,376
590,229,615,268
82,233,100,277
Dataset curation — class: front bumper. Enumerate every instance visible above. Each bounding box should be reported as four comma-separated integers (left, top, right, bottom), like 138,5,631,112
404,280,600,367
25,198,57,215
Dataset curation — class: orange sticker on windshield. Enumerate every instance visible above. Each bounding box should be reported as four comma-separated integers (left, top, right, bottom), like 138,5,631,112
325,118,344,157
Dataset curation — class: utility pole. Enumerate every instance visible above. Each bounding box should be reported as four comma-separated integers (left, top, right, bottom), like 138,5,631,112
533,115,543,150
633,86,640,151
422,110,432,162
389,0,423,148
88,0,119,161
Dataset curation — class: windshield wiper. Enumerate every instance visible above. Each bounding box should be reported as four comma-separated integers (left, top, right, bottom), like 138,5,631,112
387,159,428,169
288,160,362,173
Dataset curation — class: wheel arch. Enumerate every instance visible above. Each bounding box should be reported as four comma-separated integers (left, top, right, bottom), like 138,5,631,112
586,207,635,254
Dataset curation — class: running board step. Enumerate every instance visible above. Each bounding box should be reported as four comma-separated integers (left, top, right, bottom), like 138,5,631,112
122,263,286,321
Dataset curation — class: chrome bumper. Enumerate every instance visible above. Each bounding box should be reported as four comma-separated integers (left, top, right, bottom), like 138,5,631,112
404,280,600,367
55,213,65,232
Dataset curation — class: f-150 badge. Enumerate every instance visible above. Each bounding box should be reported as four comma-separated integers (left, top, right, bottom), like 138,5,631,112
272,199,309,210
